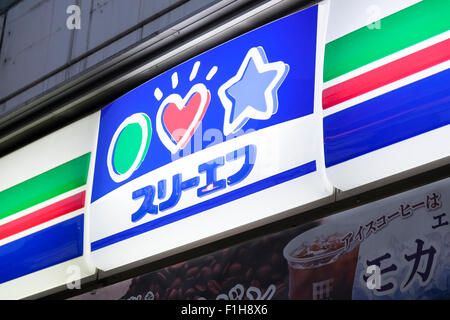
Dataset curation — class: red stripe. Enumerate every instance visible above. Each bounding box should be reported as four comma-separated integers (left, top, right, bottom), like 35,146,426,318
323,38,450,110
0,191,85,241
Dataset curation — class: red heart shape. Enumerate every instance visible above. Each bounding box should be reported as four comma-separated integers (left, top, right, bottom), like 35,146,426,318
162,90,211,148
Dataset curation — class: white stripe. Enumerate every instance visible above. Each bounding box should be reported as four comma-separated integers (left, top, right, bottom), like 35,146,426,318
0,186,86,226
206,66,218,80
154,87,163,101
324,60,450,117
324,31,450,89
190,61,201,81
171,72,178,89
0,209,84,247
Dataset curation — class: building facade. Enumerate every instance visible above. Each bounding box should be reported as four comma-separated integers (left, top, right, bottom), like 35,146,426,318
0,0,448,300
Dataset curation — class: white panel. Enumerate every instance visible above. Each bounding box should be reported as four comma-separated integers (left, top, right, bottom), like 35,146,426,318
0,112,101,300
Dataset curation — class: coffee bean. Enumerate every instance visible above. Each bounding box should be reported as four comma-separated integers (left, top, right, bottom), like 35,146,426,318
186,266,199,278
222,248,231,260
168,264,183,276
155,272,167,283
271,253,281,265
250,280,261,288
256,265,272,278
276,283,287,293
222,276,238,290
195,284,207,293
204,255,215,265
201,266,212,278
271,273,283,281
162,268,171,278
150,284,160,293
228,262,242,275
275,283,287,299
250,239,263,249
237,247,247,259
168,288,178,300
245,267,254,280
171,277,181,288
222,262,231,275
185,288,196,297
212,263,222,276
185,275,196,287
164,287,170,298
207,280,221,295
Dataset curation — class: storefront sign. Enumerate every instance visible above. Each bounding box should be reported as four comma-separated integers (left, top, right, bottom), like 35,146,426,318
73,176,450,300
323,0,450,190
0,113,99,299
89,3,332,271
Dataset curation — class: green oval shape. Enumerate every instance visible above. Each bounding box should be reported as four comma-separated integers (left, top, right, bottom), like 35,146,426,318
113,123,143,175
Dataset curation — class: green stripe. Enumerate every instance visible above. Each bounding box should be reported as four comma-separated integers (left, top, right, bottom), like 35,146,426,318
0,153,91,220
324,0,450,82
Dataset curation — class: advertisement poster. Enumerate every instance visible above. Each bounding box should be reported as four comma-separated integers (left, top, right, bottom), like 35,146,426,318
73,177,450,300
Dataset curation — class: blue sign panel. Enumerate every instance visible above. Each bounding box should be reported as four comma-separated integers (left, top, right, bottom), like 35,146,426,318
92,6,318,202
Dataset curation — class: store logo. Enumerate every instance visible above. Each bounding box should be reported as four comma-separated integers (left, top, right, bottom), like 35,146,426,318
106,46,288,183
107,113,152,183
154,46,289,152
89,6,323,270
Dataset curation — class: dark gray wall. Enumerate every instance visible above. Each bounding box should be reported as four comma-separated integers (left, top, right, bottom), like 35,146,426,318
0,0,314,156
0,0,225,118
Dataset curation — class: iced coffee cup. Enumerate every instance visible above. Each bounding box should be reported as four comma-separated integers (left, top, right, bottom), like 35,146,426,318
283,226,359,300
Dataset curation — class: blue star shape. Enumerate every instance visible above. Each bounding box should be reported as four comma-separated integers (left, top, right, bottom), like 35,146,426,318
218,47,289,135
227,59,277,120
